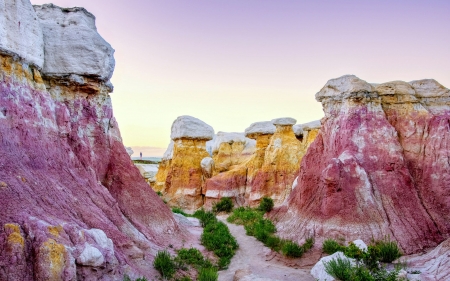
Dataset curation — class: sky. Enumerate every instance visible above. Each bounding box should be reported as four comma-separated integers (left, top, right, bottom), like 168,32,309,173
32,0,450,157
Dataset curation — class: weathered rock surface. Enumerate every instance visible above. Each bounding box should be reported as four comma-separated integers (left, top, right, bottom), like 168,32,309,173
0,1,189,279
33,4,115,81
155,116,214,210
273,75,449,254
0,0,44,68
405,238,450,281
135,163,159,184
207,132,256,175
203,118,316,209
126,146,134,156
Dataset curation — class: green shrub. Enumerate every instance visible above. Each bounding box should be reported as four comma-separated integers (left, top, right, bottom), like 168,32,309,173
373,237,402,263
264,235,283,251
176,247,214,269
135,278,148,281
172,207,189,217
324,256,354,281
344,242,365,261
177,277,192,281
193,209,217,227
371,267,400,281
352,265,375,281
201,221,238,268
227,207,263,225
323,238,345,254
198,267,219,281
302,237,315,251
123,275,132,281
282,241,304,258
212,197,233,213
362,245,381,271
153,250,175,279
258,197,274,213
156,191,163,197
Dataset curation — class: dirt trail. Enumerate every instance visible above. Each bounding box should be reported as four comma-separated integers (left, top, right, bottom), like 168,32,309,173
217,215,315,281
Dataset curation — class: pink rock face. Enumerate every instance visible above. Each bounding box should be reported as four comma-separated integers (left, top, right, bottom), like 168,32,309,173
0,55,185,280
273,75,449,254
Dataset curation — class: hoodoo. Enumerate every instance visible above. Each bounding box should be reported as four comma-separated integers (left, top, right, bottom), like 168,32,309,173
157,115,214,210
0,2,188,279
273,75,450,254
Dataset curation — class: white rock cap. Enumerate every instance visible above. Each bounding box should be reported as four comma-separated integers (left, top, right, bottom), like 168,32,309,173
271,117,297,126
162,140,174,161
292,124,304,136
125,147,134,157
207,132,253,154
170,115,214,141
315,75,374,102
409,79,450,98
301,120,321,131
200,157,214,177
0,0,44,67
245,121,276,137
34,4,115,81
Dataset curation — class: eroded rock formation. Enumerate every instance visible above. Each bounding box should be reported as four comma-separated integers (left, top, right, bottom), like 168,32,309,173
157,116,214,210
273,75,449,254
0,2,187,280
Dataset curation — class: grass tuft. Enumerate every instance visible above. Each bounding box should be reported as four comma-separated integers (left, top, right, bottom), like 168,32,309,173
324,256,354,281
197,267,219,281
153,250,176,279
323,238,345,254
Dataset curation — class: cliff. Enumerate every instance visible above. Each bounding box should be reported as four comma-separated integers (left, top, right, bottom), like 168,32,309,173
273,75,449,254
0,2,188,280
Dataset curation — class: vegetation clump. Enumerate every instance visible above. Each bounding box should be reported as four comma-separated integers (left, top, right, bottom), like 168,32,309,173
193,209,238,269
227,206,314,258
257,197,274,213
153,250,176,279
212,197,233,213
172,207,190,217
197,267,219,281
322,237,404,281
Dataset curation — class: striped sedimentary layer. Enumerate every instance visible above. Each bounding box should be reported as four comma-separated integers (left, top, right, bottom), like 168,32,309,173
273,75,450,255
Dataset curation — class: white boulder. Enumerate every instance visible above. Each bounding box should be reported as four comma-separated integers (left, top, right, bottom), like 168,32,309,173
201,157,214,178
311,252,355,281
170,115,214,140
293,124,304,137
410,79,450,98
34,4,115,81
85,229,114,252
315,75,374,102
206,132,255,155
245,121,276,137
352,239,368,251
135,164,159,182
271,117,297,126
0,0,44,67
77,243,104,267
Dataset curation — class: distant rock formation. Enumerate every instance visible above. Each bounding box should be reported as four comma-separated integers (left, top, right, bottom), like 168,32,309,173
202,118,319,208
156,116,214,210
272,75,450,254
0,1,188,279
135,163,159,184
126,147,134,156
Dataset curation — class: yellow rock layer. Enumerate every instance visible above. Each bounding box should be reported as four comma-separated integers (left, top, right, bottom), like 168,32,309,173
0,54,46,91
212,141,254,175
39,239,66,281
5,223,25,248
163,139,210,210
153,159,171,193
48,225,63,238
248,125,303,206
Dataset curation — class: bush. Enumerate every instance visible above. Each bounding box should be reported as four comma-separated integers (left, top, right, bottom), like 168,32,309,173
352,265,375,281
344,242,365,261
302,237,315,252
282,241,304,258
324,256,354,281
135,278,148,281
323,238,345,254
374,237,402,263
176,247,214,269
198,267,218,281
153,250,176,279
193,209,217,227
258,197,274,213
212,197,233,213
177,277,192,281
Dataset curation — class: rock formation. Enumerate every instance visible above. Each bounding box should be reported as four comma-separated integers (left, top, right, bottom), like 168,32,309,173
273,75,449,254
126,147,134,157
247,117,304,206
206,132,256,175
153,140,174,192
157,116,214,210
0,2,188,280
135,163,159,184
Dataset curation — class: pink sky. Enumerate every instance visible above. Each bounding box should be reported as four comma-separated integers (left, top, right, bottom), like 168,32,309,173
32,0,450,156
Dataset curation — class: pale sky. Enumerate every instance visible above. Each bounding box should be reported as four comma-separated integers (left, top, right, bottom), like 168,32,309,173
32,0,450,157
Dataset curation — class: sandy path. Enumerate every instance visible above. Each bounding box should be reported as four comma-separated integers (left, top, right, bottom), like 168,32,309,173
217,216,315,281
